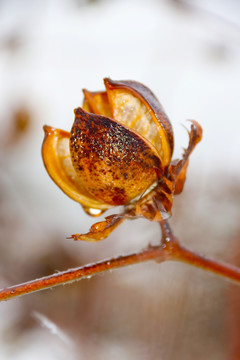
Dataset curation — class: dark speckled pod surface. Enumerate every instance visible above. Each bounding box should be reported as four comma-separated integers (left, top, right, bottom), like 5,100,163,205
70,108,162,205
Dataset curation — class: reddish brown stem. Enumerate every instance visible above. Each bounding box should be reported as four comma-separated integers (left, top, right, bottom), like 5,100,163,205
1,221,240,301
172,243,240,283
160,220,240,282
0,246,168,301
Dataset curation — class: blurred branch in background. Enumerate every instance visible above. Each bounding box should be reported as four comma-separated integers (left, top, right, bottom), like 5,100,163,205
170,0,240,30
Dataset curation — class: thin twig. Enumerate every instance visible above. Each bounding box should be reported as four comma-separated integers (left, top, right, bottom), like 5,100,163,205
173,244,240,283
1,220,240,301
160,221,240,283
0,245,168,301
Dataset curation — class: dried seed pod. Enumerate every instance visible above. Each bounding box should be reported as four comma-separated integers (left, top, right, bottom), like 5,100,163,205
42,78,173,211
42,78,202,241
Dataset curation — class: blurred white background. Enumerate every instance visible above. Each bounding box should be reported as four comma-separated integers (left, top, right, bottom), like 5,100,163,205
0,0,240,359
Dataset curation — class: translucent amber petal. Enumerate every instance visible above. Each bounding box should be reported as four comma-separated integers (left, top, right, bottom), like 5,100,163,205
82,99,92,113
82,90,112,117
70,108,162,206
104,78,174,168
42,126,111,213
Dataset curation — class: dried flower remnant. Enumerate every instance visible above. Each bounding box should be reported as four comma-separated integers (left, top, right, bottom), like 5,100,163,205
42,78,202,241
2,79,240,302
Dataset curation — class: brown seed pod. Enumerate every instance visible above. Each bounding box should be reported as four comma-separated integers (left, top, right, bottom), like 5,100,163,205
42,78,202,241
42,78,174,212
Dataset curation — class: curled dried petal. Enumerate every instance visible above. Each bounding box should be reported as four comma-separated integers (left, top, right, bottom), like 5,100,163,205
169,120,203,194
69,213,127,242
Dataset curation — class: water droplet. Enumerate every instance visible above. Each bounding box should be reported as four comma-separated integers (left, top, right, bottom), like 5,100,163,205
82,206,105,217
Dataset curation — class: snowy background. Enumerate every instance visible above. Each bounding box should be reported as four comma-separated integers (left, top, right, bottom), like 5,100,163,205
0,0,240,359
